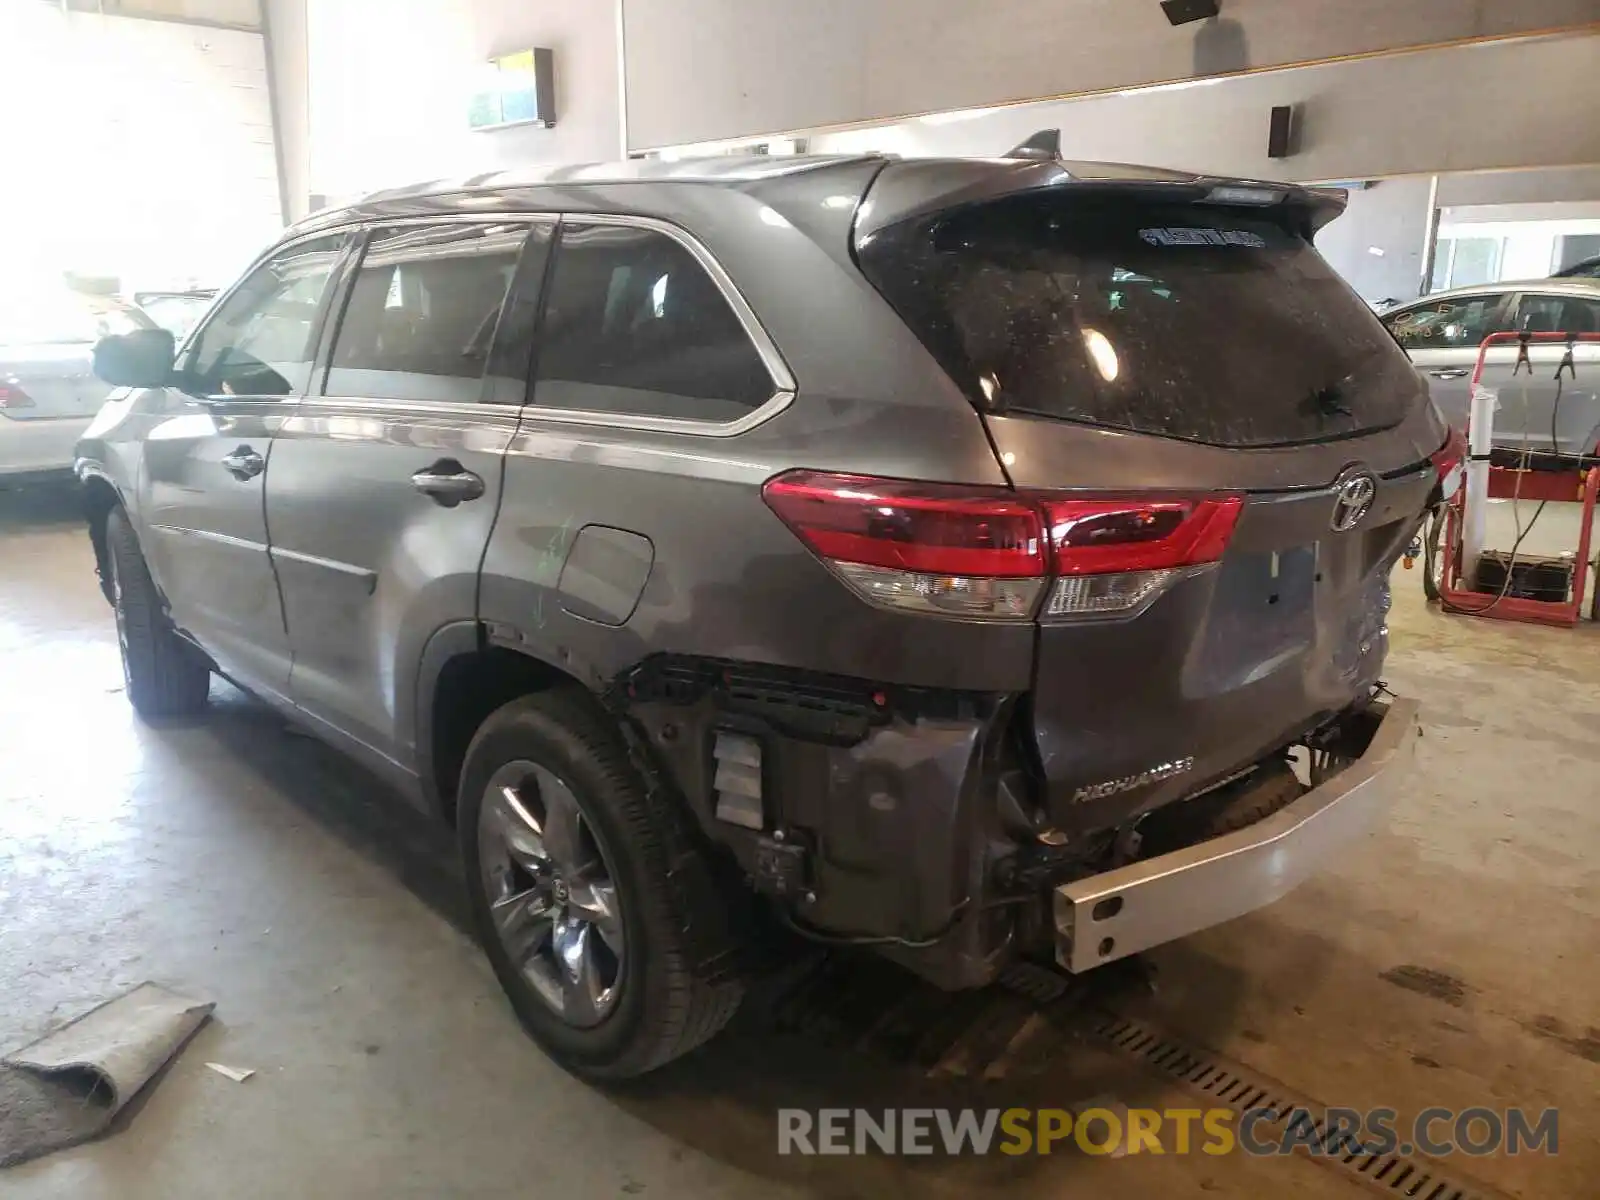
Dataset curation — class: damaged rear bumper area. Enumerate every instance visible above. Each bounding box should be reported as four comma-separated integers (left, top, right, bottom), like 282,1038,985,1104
615,656,1419,992
1053,696,1421,972
615,655,1028,990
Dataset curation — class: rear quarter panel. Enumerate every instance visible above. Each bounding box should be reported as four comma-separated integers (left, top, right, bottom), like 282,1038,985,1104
480,179,1037,694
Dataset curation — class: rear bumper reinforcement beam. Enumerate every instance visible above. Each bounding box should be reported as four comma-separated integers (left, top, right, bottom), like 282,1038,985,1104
1053,697,1421,973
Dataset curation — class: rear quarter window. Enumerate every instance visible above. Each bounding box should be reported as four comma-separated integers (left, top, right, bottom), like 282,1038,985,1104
531,223,774,423
858,194,1424,447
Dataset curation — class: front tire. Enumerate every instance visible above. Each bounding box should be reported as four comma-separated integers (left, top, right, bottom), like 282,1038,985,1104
458,690,743,1078
105,507,211,718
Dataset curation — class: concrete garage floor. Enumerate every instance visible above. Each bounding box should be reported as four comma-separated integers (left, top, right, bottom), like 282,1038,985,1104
1,482,1595,1199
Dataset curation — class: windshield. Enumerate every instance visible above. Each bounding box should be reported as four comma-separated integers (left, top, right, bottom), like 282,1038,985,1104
858,193,1423,447
0,287,152,345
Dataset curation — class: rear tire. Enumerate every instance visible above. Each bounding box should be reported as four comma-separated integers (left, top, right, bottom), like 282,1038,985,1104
1421,510,1447,604
1200,767,1304,836
105,507,211,718
459,690,743,1078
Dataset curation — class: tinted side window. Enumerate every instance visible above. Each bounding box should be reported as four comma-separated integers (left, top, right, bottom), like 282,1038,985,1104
326,223,528,404
1512,294,1564,334
184,234,347,397
1513,293,1600,336
1385,294,1508,350
533,223,773,422
1562,297,1600,335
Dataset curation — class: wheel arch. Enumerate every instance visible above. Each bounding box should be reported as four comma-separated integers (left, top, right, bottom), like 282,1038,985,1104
415,625,592,824
81,471,124,606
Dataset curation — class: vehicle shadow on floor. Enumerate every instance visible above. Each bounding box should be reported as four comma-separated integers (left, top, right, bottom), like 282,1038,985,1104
192,687,1260,1197
199,688,473,935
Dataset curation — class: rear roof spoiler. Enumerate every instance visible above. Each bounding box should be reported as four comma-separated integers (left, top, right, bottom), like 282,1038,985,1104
1004,129,1063,162
857,154,1349,242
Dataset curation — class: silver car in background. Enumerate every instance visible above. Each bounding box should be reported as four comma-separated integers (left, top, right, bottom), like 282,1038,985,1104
0,283,153,481
1381,278,1600,455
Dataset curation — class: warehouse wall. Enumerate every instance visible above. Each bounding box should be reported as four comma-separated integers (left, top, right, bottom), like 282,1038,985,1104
1445,202,1600,224
808,33,1600,184
1437,213,1600,281
624,0,1600,150
1438,166,1600,207
294,0,620,205
61,0,262,27
1312,179,1435,306
803,33,1600,306
262,0,308,220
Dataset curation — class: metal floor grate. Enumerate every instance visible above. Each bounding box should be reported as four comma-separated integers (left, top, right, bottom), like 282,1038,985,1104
759,956,1518,1199
1092,1012,1512,1200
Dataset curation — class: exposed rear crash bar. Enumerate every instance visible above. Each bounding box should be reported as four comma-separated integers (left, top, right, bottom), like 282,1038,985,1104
1053,697,1421,973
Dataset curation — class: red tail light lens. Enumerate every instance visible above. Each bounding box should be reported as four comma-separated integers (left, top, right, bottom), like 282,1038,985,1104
1038,495,1243,620
1430,428,1466,500
761,472,1047,620
0,381,35,412
761,472,1046,575
763,471,1244,622
1041,496,1244,575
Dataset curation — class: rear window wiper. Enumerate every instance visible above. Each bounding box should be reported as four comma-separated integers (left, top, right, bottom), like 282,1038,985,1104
1308,383,1353,418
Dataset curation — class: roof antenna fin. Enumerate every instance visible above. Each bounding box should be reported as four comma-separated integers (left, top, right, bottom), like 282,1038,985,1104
1005,129,1061,161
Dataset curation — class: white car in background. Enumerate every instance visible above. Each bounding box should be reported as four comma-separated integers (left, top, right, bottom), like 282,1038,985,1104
1380,278,1600,456
0,283,154,482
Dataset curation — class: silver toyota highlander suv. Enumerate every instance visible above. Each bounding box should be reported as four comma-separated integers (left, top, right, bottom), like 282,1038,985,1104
78,154,1447,1077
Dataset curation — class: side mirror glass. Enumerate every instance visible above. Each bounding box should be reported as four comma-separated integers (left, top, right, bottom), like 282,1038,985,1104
93,328,176,389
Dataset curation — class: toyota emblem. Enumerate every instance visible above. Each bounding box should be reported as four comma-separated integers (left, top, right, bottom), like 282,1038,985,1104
1329,467,1377,532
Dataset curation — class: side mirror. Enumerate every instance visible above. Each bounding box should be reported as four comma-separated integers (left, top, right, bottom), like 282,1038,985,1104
93,328,176,388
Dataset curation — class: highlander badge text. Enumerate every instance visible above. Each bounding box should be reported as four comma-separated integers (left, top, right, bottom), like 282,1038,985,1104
1073,757,1197,804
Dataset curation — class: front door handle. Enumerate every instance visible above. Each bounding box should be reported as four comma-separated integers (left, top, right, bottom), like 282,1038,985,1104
1429,368,1471,380
221,445,265,480
411,460,485,507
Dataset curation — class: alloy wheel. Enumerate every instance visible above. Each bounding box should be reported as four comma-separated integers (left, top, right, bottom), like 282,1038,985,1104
477,760,626,1028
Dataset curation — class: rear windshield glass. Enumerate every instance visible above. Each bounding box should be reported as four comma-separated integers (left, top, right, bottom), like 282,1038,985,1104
858,194,1421,447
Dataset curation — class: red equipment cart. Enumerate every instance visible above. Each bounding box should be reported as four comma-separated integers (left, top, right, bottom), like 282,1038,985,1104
1434,331,1600,628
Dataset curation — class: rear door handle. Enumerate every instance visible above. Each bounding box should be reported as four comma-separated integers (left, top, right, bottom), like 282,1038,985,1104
1428,368,1470,380
221,446,265,480
411,460,485,507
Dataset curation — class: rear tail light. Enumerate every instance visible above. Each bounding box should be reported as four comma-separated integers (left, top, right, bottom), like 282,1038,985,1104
762,471,1243,622
0,380,35,413
1041,497,1244,574
1430,427,1466,500
1039,495,1243,619
760,472,1047,620
1044,570,1183,618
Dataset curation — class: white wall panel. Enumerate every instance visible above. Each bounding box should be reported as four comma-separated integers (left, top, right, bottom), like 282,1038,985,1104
1312,178,1435,305
302,0,620,204
1445,202,1600,223
62,0,262,27
623,0,1600,150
